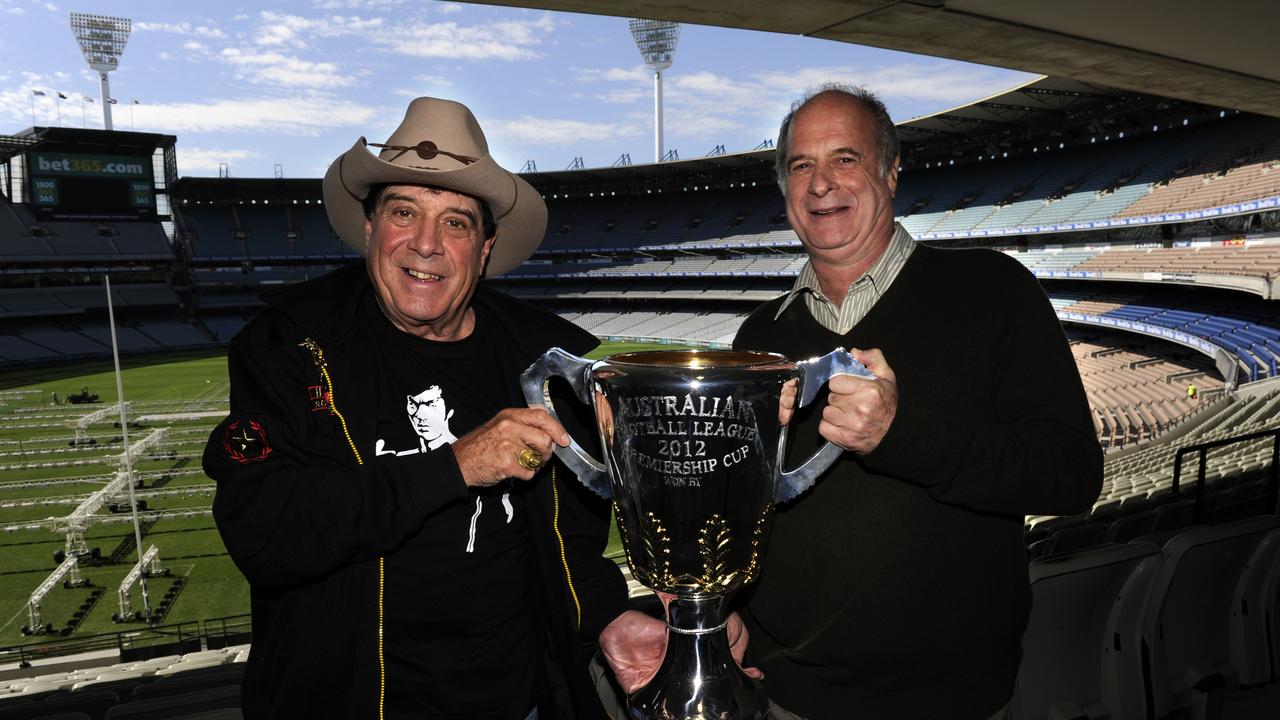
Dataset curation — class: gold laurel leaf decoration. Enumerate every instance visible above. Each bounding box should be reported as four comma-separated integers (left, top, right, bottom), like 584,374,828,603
744,506,772,583
642,511,674,589
613,503,640,581
698,514,736,593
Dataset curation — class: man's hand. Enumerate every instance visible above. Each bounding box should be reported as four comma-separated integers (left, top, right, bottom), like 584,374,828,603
820,347,898,454
599,609,667,693
778,379,798,426
599,598,763,694
726,611,762,681
451,408,570,487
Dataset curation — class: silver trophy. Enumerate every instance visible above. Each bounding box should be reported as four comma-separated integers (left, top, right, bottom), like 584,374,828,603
523,347,870,720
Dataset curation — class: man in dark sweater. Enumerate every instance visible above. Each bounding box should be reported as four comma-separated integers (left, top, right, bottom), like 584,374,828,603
728,86,1104,719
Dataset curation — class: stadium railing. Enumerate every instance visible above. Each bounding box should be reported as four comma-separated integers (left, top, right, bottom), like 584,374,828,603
0,621,206,671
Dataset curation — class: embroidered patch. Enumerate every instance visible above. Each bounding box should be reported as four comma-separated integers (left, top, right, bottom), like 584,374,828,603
307,385,331,413
222,419,274,464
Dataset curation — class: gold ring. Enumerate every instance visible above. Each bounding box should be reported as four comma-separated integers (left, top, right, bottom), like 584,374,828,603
516,448,543,471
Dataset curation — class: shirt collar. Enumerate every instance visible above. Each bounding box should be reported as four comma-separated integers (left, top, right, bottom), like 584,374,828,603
775,222,916,321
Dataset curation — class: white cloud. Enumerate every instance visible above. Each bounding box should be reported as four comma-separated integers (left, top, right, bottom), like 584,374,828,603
489,115,641,146
220,48,355,89
176,147,259,174
373,15,555,61
255,11,384,47
413,73,454,87
313,0,406,8
571,60,1030,144
7,7,25,15
134,21,227,39
575,66,648,84
392,73,454,97
129,96,382,135
183,41,206,52
437,2,464,13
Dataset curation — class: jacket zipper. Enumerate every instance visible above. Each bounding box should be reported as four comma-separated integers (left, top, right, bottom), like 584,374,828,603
298,337,383,720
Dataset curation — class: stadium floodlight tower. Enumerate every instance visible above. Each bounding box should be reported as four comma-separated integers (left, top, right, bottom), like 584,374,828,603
629,18,679,163
69,12,132,131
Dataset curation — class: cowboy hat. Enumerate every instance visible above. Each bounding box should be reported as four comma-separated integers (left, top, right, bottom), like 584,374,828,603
322,97,546,278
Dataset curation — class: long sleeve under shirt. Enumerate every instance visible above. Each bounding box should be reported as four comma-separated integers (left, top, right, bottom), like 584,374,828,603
733,243,1102,720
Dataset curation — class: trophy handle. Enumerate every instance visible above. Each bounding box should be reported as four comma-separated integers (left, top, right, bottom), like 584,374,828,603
520,348,611,499
775,348,874,504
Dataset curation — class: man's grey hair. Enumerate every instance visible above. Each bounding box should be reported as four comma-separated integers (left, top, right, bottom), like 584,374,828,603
774,83,900,193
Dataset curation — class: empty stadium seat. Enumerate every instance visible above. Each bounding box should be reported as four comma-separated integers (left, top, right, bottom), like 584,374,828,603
1035,523,1110,560
0,689,118,720
1120,516,1280,720
1105,510,1156,544
1015,542,1163,720
103,686,240,720
1229,528,1280,686
130,666,242,701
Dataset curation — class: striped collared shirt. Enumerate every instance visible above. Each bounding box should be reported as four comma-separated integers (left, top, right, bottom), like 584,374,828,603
774,222,916,334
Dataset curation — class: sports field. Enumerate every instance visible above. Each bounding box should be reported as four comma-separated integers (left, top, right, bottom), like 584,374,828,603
0,341,690,643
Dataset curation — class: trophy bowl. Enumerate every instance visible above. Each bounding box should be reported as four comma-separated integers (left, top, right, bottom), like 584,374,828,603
522,348,869,720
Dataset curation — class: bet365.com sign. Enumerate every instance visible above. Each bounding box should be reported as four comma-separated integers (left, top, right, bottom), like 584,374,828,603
30,152,151,179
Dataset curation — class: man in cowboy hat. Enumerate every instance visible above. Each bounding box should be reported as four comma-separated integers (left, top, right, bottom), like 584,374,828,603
204,97,633,719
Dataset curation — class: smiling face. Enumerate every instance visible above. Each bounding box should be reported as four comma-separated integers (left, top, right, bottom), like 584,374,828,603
782,92,899,274
364,184,495,341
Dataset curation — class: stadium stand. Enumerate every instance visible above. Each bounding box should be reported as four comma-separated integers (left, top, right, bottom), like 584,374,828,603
3,76,1280,720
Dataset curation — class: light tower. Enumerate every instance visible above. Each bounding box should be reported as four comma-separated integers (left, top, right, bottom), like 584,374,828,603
69,12,132,131
629,18,679,163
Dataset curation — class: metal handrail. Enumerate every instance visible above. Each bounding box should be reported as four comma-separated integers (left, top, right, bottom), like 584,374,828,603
0,618,206,669
1172,427,1280,522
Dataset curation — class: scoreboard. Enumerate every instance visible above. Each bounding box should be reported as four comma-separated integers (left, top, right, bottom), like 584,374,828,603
27,151,156,221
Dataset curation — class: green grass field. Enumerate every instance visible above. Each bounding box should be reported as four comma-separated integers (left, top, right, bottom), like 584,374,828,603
0,341,691,645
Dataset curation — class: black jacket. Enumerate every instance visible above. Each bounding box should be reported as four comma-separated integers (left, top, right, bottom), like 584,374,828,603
203,262,629,719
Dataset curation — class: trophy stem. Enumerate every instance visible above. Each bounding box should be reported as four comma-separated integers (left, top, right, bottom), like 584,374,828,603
628,595,767,720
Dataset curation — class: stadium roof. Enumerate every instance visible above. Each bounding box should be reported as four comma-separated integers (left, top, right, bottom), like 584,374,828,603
0,126,176,163
468,0,1280,119
520,75,1223,191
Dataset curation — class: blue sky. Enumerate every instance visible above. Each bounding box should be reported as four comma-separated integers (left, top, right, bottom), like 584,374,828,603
0,0,1036,178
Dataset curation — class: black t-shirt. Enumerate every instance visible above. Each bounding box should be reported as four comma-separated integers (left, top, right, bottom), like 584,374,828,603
363,294,538,720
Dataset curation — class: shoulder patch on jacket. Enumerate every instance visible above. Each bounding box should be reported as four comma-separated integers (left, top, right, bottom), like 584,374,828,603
222,417,275,464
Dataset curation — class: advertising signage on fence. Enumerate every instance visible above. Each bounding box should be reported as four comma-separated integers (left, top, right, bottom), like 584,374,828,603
26,151,156,221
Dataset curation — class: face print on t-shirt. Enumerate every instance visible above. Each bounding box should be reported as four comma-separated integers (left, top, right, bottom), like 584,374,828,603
375,383,514,553
406,385,457,451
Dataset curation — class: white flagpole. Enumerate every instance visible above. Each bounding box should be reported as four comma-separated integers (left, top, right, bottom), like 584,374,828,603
105,275,152,621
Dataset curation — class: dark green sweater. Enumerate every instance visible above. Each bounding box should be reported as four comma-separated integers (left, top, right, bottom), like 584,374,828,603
733,244,1102,719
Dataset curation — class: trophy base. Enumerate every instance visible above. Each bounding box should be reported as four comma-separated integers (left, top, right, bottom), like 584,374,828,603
628,595,767,720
